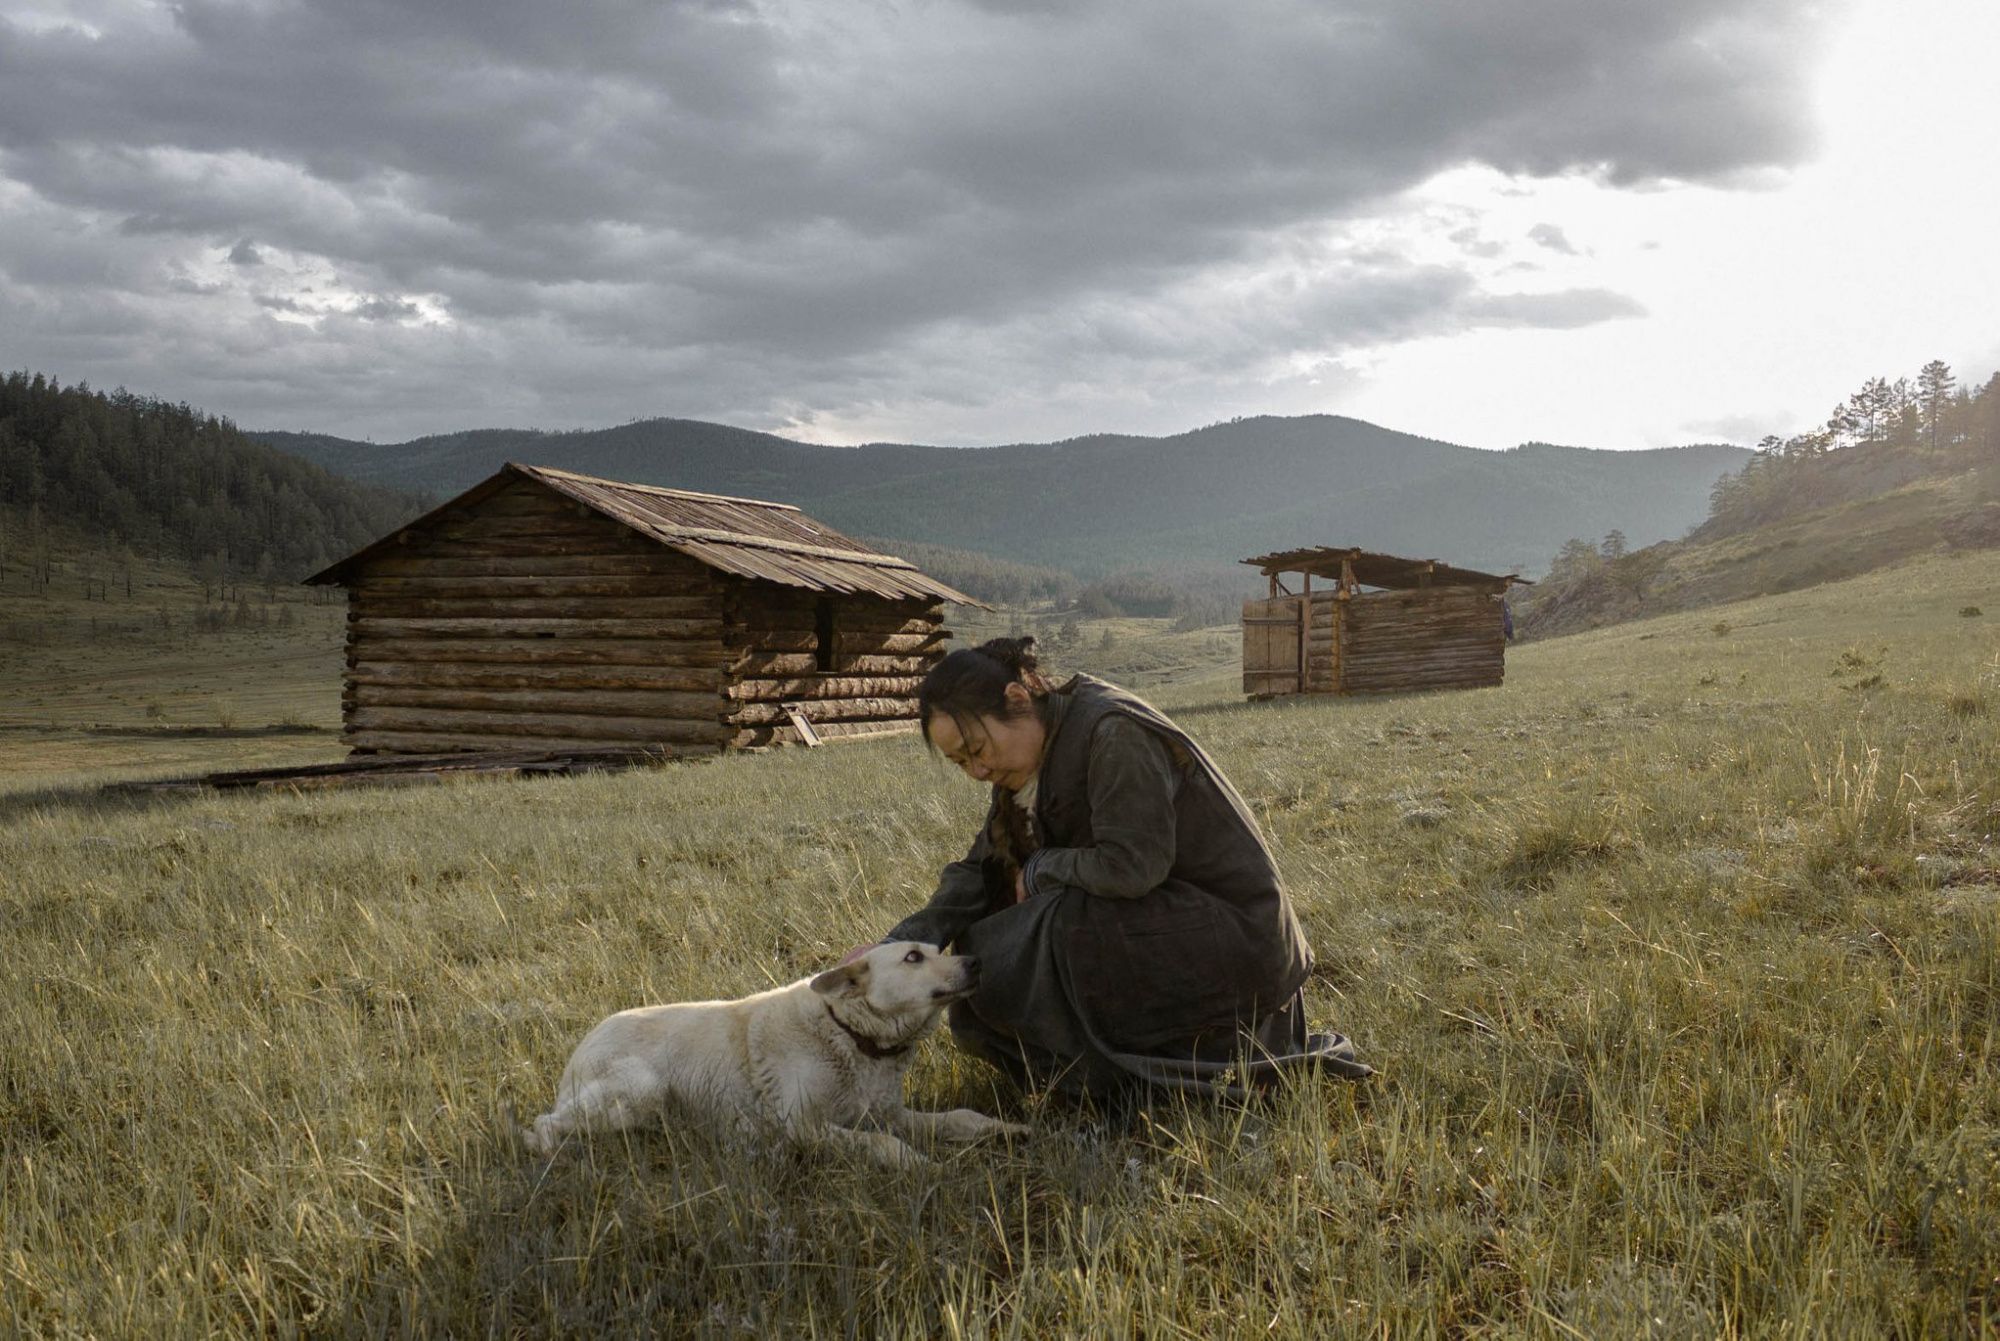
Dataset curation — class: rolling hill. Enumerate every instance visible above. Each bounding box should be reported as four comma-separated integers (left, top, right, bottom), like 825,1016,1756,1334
256,416,1750,581
1517,434,2000,638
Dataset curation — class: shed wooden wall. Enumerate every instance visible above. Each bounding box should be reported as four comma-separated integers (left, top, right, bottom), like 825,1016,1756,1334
1338,587,1504,693
721,582,948,748
1305,591,1339,692
1241,586,1504,697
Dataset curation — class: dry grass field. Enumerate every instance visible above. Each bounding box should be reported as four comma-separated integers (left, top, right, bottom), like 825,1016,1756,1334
1,533,351,787
3,550,1998,1336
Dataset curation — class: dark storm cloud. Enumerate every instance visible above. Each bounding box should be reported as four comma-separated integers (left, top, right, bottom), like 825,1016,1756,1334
0,0,1841,440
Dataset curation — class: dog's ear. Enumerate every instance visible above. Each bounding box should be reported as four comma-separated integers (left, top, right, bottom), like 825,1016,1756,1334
810,960,869,997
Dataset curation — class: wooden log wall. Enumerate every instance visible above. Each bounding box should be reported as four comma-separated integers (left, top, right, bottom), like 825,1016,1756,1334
1305,591,1339,693
1336,588,1506,693
720,581,948,741
340,480,732,755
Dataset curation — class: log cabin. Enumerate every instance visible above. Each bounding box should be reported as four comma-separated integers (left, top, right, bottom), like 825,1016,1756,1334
1240,546,1524,698
306,463,983,756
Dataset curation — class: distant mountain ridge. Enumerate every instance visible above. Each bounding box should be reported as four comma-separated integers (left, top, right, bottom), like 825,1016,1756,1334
256,416,1750,580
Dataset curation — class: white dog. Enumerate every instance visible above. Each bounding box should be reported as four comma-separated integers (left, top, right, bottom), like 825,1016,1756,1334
526,941,1027,1166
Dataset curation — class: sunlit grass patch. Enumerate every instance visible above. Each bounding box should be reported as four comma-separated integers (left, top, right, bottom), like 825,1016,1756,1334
1487,799,1626,894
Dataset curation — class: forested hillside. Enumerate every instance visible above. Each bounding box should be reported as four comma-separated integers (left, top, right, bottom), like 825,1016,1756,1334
260,415,1749,582
1517,361,2000,637
0,372,425,590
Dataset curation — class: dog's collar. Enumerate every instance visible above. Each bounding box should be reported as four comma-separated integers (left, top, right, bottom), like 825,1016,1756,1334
825,1004,914,1061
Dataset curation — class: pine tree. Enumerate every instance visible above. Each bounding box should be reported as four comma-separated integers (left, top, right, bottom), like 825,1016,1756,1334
1918,359,1957,450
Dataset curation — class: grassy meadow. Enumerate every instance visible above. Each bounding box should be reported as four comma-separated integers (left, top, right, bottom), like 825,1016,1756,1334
3,551,1999,1335
1,530,351,786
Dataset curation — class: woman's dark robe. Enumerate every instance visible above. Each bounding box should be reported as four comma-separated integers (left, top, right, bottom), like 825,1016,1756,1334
886,674,1370,1096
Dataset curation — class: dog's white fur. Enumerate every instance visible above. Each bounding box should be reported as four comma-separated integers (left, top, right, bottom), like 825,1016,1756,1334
526,941,1027,1166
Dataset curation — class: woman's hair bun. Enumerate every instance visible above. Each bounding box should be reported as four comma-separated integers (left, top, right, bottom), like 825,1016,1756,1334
974,636,1038,675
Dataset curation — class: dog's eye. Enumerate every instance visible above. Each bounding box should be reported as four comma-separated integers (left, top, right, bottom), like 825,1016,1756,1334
903,949,924,964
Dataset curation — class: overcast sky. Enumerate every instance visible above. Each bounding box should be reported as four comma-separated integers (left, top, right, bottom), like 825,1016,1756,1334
1,0,1994,450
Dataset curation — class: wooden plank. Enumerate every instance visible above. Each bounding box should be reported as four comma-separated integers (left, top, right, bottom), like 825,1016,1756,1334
728,613,946,638
725,675,923,702
728,720,918,749
1339,636,1500,651
347,638,724,667
730,593,936,616
731,630,947,654
347,729,722,757
726,696,917,727
856,632,949,655
353,574,712,598
730,652,938,677
419,512,610,539
348,686,725,717
348,661,725,692
1343,656,1502,670
386,533,661,560
348,706,729,744
1340,652,1502,666
614,525,924,571
1298,591,1308,689
1342,641,1502,659
445,488,587,519
1241,595,1302,696
349,616,725,640
352,554,712,579
729,631,816,653
351,595,718,620
780,704,823,747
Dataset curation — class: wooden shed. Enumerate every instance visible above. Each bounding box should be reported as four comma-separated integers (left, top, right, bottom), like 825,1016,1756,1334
1240,546,1523,699
305,463,982,757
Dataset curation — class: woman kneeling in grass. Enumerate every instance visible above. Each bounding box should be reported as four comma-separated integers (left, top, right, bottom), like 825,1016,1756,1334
883,636,1372,1101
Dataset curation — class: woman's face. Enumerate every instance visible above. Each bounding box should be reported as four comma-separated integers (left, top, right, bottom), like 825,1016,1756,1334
927,684,1046,791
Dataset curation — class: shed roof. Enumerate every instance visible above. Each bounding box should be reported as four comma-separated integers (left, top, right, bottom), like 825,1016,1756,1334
1242,545,1525,591
308,462,985,606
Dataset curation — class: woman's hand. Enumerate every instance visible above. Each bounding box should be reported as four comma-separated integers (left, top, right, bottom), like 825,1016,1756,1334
1014,869,1028,904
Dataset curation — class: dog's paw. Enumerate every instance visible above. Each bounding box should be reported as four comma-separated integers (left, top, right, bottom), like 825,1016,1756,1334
498,1101,544,1155
520,1113,566,1157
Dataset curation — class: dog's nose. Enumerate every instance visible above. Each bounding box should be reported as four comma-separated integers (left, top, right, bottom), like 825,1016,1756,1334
960,955,981,976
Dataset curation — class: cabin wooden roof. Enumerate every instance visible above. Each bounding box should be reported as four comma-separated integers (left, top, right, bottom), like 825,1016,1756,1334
1242,545,1525,591
308,462,984,606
